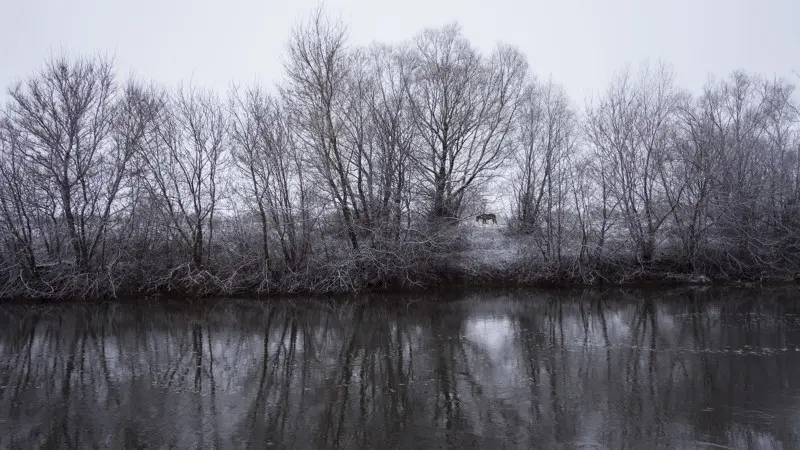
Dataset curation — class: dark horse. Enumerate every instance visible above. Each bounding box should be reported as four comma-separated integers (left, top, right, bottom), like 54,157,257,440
476,213,497,224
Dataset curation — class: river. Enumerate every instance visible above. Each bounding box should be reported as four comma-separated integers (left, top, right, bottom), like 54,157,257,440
1,286,799,449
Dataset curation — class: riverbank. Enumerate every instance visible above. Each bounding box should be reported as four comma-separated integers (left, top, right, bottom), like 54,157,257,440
3,223,798,303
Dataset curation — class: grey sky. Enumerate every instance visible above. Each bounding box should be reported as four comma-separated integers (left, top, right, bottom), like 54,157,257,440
1,0,798,105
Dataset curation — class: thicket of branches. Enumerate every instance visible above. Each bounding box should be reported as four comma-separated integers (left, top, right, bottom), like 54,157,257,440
509,64,800,284
0,10,798,300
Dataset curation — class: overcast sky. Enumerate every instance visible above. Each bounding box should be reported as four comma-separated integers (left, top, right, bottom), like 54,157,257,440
1,0,798,105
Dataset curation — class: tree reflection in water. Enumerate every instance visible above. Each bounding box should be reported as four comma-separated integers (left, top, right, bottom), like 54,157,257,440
1,287,800,449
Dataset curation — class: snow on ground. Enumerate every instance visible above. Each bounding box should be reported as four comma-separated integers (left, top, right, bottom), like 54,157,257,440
455,220,523,270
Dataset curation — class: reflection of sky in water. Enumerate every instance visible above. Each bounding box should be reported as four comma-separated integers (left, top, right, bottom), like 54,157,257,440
464,315,518,399
465,316,512,355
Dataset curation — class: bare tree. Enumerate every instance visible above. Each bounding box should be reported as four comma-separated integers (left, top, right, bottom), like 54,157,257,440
283,8,360,250
0,120,39,275
585,63,684,264
696,73,800,273
404,24,527,222
339,48,375,231
668,82,727,270
359,44,416,241
760,78,800,264
511,79,578,262
5,56,153,276
142,85,227,269
229,86,276,274
712,72,770,264
229,86,313,278
99,81,162,274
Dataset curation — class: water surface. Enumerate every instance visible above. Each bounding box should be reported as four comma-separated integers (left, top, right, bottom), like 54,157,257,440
2,286,800,449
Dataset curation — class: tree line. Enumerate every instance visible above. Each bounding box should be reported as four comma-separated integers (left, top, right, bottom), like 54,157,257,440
0,10,798,299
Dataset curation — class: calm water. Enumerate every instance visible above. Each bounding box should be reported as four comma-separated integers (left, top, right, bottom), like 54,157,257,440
2,287,800,449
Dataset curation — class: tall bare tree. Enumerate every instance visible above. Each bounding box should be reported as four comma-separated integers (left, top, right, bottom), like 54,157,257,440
229,86,276,273
405,24,527,222
142,85,227,269
283,9,360,250
229,86,312,276
367,45,417,237
511,79,578,262
585,63,684,263
5,56,150,273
